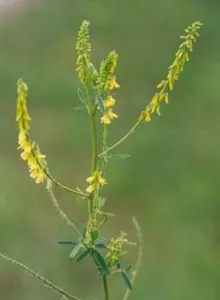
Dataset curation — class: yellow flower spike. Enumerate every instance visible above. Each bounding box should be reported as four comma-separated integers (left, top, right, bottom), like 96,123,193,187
139,21,202,123
104,96,116,108
76,20,91,84
16,79,47,184
98,51,119,92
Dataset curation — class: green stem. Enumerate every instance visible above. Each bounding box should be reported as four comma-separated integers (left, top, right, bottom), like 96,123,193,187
45,170,87,198
46,179,81,237
0,252,82,300
101,124,108,174
98,118,143,158
90,114,98,173
25,132,87,198
103,275,109,300
86,83,98,216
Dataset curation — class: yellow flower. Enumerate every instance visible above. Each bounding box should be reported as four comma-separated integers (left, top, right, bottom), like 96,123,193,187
104,96,115,108
86,171,107,193
76,20,91,84
16,79,47,184
98,51,120,92
107,78,120,90
101,109,118,125
139,21,202,123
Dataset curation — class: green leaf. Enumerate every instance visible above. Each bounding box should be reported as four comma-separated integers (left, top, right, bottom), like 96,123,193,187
102,212,116,217
125,265,132,272
76,248,91,262
107,154,131,160
69,243,82,260
82,227,87,238
99,214,108,227
77,88,87,105
95,237,107,248
93,249,110,275
95,95,105,115
91,230,99,242
58,241,78,246
121,271,132,290
73,106,86,111
98,197,106,210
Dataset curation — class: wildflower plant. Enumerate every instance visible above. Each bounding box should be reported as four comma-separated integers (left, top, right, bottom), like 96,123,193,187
0,20,202,300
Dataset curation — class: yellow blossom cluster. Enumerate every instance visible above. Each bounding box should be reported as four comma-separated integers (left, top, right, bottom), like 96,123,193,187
86,171,107,194
76,20,91,84
106,231,128,267
16,79,47,184
100,95,118,125
98,51,120,92
139,21,203,123
97,52,120,125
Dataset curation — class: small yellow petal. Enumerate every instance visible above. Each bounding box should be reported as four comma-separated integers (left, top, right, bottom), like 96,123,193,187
86,185,95,194
101,114,111,125
104,96,116,108
108,110,118,120
21,151,30,161
99,177,107,186
35,171,45,184
86,175,94,183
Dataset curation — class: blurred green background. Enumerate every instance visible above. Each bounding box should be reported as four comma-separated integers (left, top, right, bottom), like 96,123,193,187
0,0,218,299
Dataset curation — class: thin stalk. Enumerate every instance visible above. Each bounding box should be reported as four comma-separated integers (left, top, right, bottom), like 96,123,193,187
46,179,81,237
122,217,143,300
45,170,87,198
101,124,108,175
24,128,87,198
90,114,98,173
86,84,98,216
0,252,82,300
98,118,143,158
102,275,109,300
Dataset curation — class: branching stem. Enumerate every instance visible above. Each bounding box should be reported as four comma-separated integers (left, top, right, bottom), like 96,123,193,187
0,252,82,300
99,118,143,158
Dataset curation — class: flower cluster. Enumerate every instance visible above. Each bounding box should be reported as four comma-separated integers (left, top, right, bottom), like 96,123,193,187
106,231,128,268
98,52,120,125
75,21,119,126
86,171,107,194
16,79,47,184
100,95,118,125
98,51,120,92
139,21,203,123
76,20,91,84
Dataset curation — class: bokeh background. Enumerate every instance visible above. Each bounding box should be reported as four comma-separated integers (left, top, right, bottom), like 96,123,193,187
0,1,218,299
